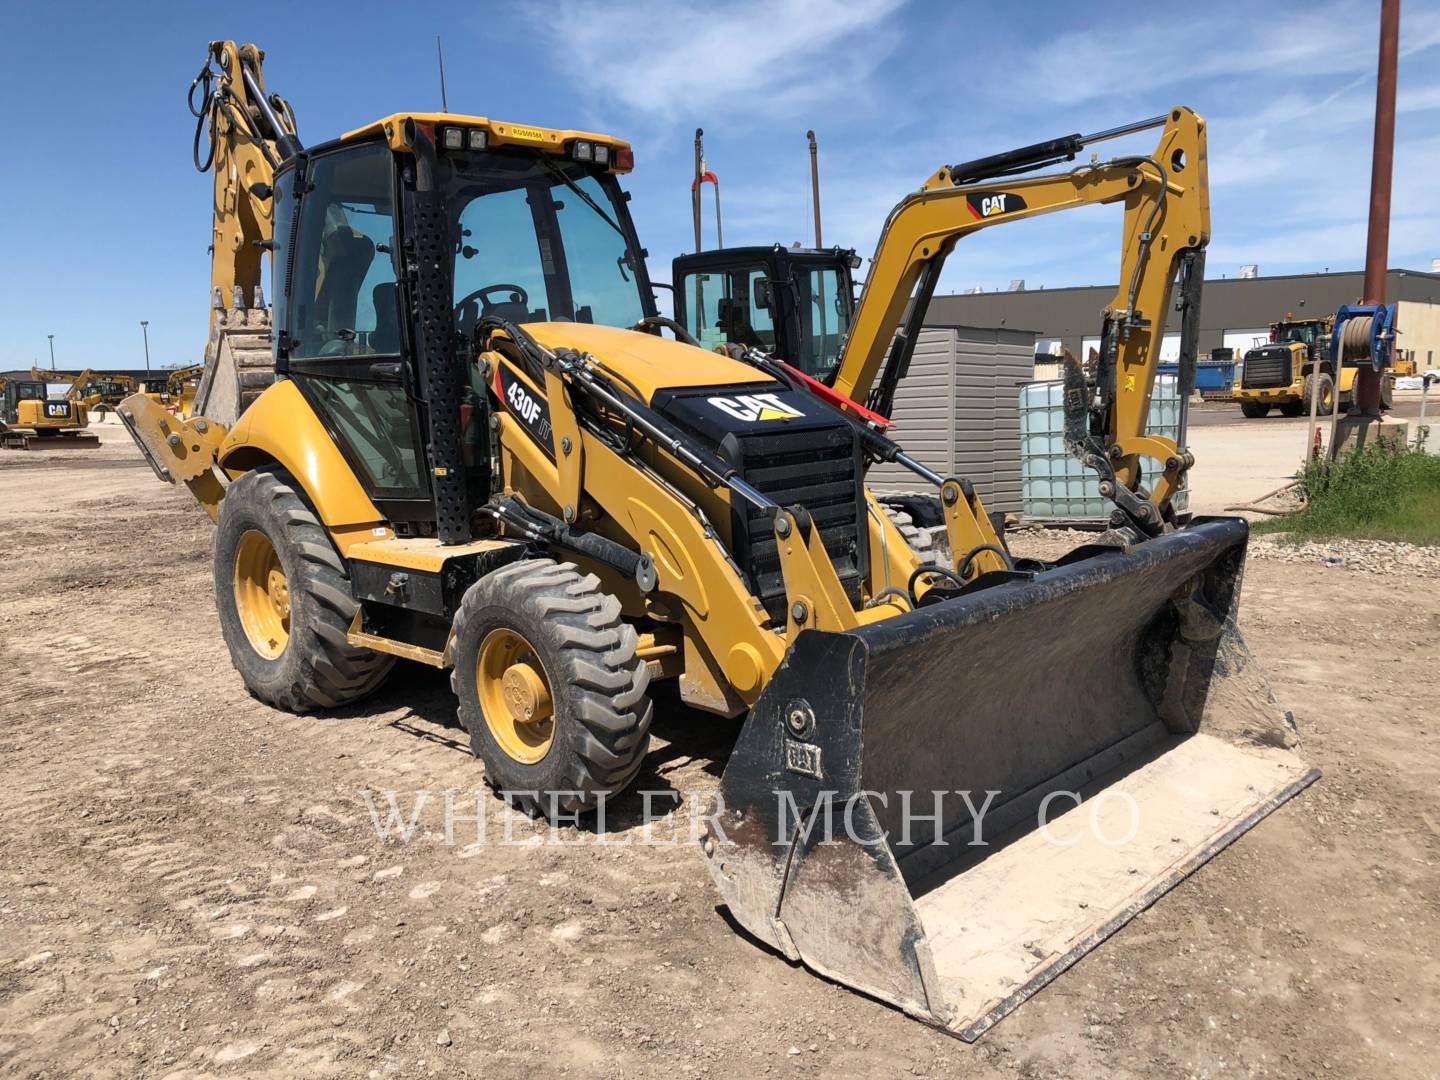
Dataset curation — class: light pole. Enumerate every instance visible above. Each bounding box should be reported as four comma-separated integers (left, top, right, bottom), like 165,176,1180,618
140,321,151,372
47,334,55,370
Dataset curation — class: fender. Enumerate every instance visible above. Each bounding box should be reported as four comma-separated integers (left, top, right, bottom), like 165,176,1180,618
220,379,382,528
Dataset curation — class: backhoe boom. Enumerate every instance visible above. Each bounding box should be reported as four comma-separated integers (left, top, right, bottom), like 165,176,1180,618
832,108,1209,529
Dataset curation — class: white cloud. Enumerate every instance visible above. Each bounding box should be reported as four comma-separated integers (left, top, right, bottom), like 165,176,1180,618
996,0,1440,108
520,0,906,123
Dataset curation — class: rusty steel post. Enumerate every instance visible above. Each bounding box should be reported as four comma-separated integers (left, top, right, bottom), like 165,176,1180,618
807,130,822,247
692,129,704,254
1355,0,1400,414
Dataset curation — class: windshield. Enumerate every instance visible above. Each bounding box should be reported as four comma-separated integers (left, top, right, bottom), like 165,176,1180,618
441,151,649,336
678,266,776,354
1277,323,1322,348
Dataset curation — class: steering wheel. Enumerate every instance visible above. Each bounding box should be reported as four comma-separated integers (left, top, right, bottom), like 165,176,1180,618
454,283,530,315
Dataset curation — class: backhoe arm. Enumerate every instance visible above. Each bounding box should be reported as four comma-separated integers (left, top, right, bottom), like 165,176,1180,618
192,40,301,333
833,108,1209,527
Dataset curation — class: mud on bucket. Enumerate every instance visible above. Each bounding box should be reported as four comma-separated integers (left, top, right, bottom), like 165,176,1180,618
701,517,1318,1039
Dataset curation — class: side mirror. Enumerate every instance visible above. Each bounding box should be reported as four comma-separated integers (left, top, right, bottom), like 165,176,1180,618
752,278,772,310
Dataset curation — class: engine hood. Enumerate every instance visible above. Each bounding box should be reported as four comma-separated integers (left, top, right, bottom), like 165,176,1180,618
521,322,772,402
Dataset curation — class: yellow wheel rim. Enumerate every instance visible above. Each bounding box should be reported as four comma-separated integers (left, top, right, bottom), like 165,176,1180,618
233,529,290,660
476,628,555,764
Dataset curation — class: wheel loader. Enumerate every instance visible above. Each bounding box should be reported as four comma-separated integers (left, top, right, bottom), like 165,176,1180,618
1234,313,1395,418
120,41,1317,1040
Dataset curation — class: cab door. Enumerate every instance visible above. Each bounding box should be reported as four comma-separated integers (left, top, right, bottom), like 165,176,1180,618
273,141,432,522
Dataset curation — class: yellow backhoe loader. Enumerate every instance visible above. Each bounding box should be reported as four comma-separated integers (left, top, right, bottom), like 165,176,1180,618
120,42,1316,1040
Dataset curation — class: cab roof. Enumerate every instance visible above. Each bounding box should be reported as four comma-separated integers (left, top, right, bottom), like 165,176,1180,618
341,112,633,172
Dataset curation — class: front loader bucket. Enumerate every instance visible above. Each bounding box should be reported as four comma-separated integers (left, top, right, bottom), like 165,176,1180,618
702,517,1317,1040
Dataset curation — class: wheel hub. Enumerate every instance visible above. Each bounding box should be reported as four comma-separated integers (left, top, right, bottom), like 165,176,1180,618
501,662,552,724
233,529,290,660
476,628,555,764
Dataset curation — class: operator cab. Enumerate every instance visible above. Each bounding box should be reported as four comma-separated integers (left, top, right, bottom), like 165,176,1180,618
672,245,860,385
2,380,70,426
267,113,654,527
1271,319,1329,359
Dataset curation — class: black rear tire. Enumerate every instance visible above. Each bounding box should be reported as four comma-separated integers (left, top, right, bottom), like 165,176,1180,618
214,466,394,712
1278,401,1305,417
452,559,652,819
1240,401,1271,418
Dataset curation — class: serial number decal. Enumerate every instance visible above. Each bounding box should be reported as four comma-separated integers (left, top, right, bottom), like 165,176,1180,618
498,365,555,458
966,191,1028,219
507,125,546,142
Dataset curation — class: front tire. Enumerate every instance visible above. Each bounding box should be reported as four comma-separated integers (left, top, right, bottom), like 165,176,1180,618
214,466,394,711
1302,373,1335,415
452,559,652,818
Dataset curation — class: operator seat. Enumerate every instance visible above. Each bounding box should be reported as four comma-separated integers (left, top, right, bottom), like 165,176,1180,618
312,224,376,354
717,298,764,349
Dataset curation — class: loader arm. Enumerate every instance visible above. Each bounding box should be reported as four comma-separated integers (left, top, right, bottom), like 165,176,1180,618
833,108,1209,528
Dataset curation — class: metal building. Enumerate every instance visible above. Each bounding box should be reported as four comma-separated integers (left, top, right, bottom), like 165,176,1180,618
925,268,1440,370
866,325,1035,513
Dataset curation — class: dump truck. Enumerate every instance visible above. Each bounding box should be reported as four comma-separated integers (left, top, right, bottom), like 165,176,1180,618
1234,313,1395,417
121,44,1316,1040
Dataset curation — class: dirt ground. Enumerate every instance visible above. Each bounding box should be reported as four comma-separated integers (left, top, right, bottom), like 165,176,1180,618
1185,390,1430,516
2,430,1437,1079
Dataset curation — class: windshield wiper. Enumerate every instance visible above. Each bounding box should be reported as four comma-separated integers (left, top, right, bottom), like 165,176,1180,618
537,158,627,240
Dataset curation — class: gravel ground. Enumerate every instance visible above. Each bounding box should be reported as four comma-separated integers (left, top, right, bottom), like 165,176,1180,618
1007,525,1440,578
1247,534,1440,576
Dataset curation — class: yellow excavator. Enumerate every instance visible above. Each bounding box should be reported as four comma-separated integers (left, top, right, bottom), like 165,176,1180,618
120,42,1316,1040
41,368,141,416
1,376,98,449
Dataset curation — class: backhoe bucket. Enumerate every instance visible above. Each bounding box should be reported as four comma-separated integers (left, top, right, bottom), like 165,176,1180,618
703,517,1317,1040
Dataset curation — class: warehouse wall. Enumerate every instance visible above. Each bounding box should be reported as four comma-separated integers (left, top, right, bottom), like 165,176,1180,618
926,269,1440,365
1398,300,1440,371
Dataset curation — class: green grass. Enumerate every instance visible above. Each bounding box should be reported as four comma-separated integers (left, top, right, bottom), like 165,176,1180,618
1252,443,1440,546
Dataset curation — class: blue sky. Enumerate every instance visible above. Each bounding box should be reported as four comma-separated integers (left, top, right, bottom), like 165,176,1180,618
2,0,1436,371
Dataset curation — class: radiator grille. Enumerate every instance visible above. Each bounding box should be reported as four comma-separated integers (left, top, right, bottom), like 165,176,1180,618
1241,346,1294,389
730,425,866,622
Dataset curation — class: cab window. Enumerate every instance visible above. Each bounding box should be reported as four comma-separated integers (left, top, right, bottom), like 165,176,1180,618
678,268,775,353
283,143,402,359
278,142,427,503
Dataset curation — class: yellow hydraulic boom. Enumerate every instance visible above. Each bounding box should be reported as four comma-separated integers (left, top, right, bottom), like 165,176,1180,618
830,109,1208,533
186,41,299,422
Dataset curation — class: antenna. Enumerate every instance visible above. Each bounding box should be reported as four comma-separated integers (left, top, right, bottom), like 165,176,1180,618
436,36,449,112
